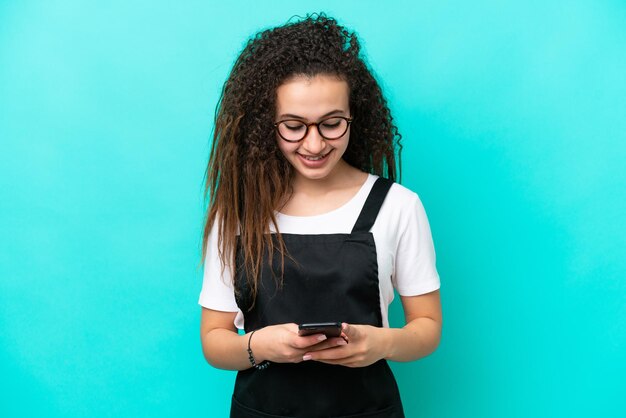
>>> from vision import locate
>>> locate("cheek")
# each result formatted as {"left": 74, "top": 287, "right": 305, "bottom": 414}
{"left": 339, "top": 132, "right": 350, "bottom": 150}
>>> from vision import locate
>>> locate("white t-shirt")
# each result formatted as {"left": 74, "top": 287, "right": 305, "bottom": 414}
{"left": 198, "top": 174, "right": 440, "bottom": 329}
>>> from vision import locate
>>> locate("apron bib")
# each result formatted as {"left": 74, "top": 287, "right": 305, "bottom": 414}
{"left": 232, "top": 178, "right": 404, "bottom": 417}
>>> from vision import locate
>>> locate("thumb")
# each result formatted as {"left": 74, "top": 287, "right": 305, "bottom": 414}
{"left": 342, "top": 322, "right": 356, "bottom": 339}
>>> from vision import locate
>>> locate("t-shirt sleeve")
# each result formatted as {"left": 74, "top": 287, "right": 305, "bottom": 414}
{"left": 393, "top": 193, "right": 441, "bottom": 296}
{"left": 197, "top": 221, "right": 239, "bottom": 312}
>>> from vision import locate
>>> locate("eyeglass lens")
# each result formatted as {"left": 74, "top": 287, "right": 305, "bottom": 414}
{"left": 277, "top": 117, "right": 349, "bottom": 141}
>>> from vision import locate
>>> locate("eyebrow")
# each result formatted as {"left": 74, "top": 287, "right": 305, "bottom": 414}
{"left": 278, "top": 109, "right": 346, "bottom": 120}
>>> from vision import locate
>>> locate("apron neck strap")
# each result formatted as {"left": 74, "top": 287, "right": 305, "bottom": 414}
{"left": 351, "top": 177, "right": 393, "bottom": 234}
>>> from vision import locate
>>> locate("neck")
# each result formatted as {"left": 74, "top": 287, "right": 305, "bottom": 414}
{"left": 291, "top": 159, "right": 361, "bottom": 196}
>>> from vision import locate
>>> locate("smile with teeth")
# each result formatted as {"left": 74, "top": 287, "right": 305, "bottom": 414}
{"left": 299, "top": 151, "right": 331, "bottom": 161}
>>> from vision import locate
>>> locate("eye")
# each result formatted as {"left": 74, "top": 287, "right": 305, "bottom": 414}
{"left": 284, "top": 122, "right": 305, "bottom": 131}
{"left": 321, "top": 118, "right": 343, "bottom": 128}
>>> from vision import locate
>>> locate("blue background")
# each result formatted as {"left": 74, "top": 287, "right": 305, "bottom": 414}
{"left": 1, "top": 1, "right": 625, "bottom": 417}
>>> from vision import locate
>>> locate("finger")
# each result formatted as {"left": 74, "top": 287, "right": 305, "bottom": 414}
{"left": 313, "top": 356, "right": 361, "bottom": 367}
{"left": 307, "top": 337, "right": 348, "bottom": 351}
{"left": 342, "top": 322, "right": 355, "bottom": 339}
{"left": 292, "top": 333, "right": 328, "bottom": 349}
{"left": 314, "top": 358, "right": 346, "bottom": 366}
{"left": 303, "top": 346, "right": 349, "bottom": 361}
{"left": 285, "top": 323, "right": 300, "bottom": 333}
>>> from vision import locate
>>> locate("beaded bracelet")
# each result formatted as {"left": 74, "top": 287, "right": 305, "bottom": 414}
{"left": 247, "top": 330, "right": 270, "bottom": 370}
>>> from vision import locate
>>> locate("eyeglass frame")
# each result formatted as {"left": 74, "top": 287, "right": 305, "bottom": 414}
{"left": 273, "top": 116, "right": 353, "bottom": 143}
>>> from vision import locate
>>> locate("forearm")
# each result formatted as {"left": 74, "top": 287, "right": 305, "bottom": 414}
{"left": 381, "top": 317, "right": 441, "bottom": 362}
{"left": 201, "top": 328, "right": 252, "bottom": 371}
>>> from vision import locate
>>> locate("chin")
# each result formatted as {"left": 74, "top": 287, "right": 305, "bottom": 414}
{"left": 294, "top": 169, "right": 332, "bottom": 181}
{"left": 294, "top": 164, "right": 342, "bottom": 182}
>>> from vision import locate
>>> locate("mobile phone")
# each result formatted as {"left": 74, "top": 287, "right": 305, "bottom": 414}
{"left": 298, "top": 322, "right": 343, "bottom": 338}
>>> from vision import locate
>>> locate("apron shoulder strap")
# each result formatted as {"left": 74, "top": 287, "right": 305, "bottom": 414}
{"left": 351, "top": 177, "right": 394, "bottom": 234}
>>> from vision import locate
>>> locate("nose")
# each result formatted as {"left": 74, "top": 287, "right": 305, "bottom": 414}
{"left": 301, "top": 126, "right": 326, "bottom": 155}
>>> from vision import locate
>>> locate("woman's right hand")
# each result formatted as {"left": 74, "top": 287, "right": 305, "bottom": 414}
{"left": 250, "top": 323, "right": 341, "bottom": 364}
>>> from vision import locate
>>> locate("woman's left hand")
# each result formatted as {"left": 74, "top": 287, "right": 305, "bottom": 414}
{"left": 303, "top": 323, "right": 388, "bottom": 368}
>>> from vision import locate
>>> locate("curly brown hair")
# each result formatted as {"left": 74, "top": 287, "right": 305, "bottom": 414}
{"left": 202, "top": 13, "right": 402, "bottom": 302}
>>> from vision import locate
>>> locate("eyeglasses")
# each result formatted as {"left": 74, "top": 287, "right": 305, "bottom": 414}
{"left": 274, "top": 116, "right": 353, "bottom": 143}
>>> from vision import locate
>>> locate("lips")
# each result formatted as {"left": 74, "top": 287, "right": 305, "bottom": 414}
{"left": 300, "top": 152, "right": 329, "bottom": 161}
{"left": 296, "top": 150, "right": 333, "bottom": 167}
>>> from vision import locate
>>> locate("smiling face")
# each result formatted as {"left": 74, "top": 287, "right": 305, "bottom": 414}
{"left": 275, "top": 74, "right": 351, "bottom": 184}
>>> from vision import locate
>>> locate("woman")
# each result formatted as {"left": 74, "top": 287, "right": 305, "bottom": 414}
{"left": 199, "top": 14, "right": 442, "bottom": 417}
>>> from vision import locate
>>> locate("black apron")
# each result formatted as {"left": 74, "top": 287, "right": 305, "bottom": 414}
{"left": 232, "top": 177, "right": 404, "bottom": 417}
